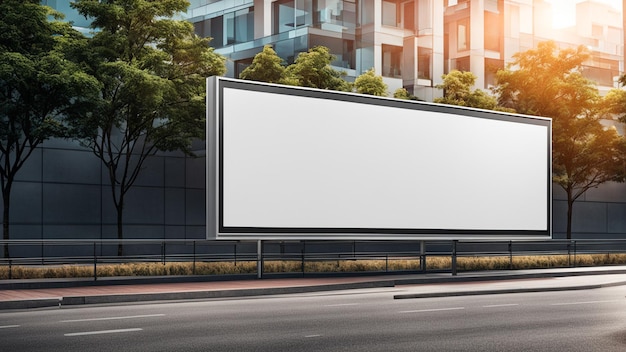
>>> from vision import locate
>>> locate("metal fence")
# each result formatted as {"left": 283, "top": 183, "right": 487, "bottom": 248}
{"left": 1, "top": 239, "right": 626, "bottom": 280}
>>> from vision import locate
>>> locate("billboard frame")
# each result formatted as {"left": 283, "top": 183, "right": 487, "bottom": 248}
{"left": 206, "top": 77, "right": 552, "bottom": 241}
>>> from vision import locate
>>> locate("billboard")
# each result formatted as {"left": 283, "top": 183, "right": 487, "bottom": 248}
{"left": 206, "top": 77, "right": 552, "bottom": 240}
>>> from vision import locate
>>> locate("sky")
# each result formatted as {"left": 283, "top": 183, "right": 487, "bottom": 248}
{"left": 546, "top": 0, "right": 622, "bottom": 28}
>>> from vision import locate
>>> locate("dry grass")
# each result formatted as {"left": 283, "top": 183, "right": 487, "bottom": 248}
{"left": 1, "top": 254, "right": 625, "bottom": 280}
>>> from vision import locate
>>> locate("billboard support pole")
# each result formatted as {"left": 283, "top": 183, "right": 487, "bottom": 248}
{"left": 420, "top": 241, "right": 426, "bottom": 272}
{"left": 257, "top": 240, "right": 264, "bottom": 279}
{"left": 451, "top": 240, "right": 458, "bottom": 276}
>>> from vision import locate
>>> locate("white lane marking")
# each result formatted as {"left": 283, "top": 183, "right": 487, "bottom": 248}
{"left": 551, "top": 300, "right": 622, "bottom": 306}
{"left": 305, "top": 335, "right": 322, "bottom": 338}
{"left": 0, "top": 325, "right": 20, "bottom": 329}
{"left": 60, "top": 314, "right": 165, "bottom": 323}
{"left": 483, "top": 304, "right": 520, "bottom": 308}
{"left": 399, "top": 307, "right": 465, "bottom": 314}
{"left": 324, "top": 303, "right": 359, "bottom": 307}
{"left": 64, "top": 328, "right": 143, "bottom": 337}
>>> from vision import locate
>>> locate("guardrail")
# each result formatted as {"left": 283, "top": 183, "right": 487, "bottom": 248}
{"left": 1, "top": 239, "right": 626, "bottom": 280}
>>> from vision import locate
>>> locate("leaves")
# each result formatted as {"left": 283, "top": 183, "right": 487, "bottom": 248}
{"left": 354, "top": 68, "right": 388, "bottom": 96}
{"left": 67, "top": 0, "right": 226, "bottom": 248}
{"left": 239, "top": 45, "right": 287, "bottom": 84}
{"left": 285, "top": 46, "right": 351, "bottom": 91}
{"left": 494, "top": 40, "right": 626, "bottom": 238}
{"left": 434, "top": 70, "right": 500, "bottom": 110}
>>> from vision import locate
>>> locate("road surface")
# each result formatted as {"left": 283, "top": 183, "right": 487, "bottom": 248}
{"left": 2, "top": 279, "right": 626, "bottom": 351}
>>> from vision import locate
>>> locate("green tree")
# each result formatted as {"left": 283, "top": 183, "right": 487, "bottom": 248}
{"left": 354, "top": 68, "right": 388, "bottom": 96}
{"left": 494, "top": 41, "right": 625, "bottom": 239}
{"left": 240, "top": 45, "right": 289, "bottom": 84}
{"left": 434, "top": 70, "right": 500, "bottom": 110}
{"left": 393, "top": 87, "right": 421, "bottom": 101}
{"left": 71, "top": 0, "right": 226, "bottom": 255}
{"left": 0, "top": 0, "right": 100, "bottom": 258}
{"left": 285, "top": 46, "right": 351, "bottom": 91}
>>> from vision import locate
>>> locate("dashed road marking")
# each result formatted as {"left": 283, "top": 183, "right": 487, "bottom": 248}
{"left": 0, "top": 325, "right": 20, "bottom": 329}
{"left": 324, "top": 303, "right": 359, "bottom": 307}
{"left": 483, "top": 304, "right": 519, "bottom": 308}
{"left": 60, "top": 314, "right": 165, "bottom": 323}
{"left": 551, "top": 300, "right": 622, "bottom": 306}
{"left": 65, "top": 328, "right": 143, "bottom": 337}
{"left": 399, "top": 307, "right": 465, "bottom": 314}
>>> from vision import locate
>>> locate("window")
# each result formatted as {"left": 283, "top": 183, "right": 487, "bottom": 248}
{"left": 484, "top": 11, "right": 500, "bottom": 52}
{"left": 194, "top": 7, "right": 253, "bottom": 47}
{"left": 194, "top": 16, "right": 224, "bottom": 47}
{"left": 314, "top": 0, "right": 356, "bottom": 29}
{"left": 418, "top": 47, "right": 432, "bottom": 80}
{"left": 273, "top": 0, "right": 312, "bottom": 34}
{"left": 382, "top": 44, "right": 402, "bottom": 78}
{"left": 382, "top": 1, "right": 399, "bottom": 27}
{"left": 457, "top": 19, "right": 469, "bottom": 51}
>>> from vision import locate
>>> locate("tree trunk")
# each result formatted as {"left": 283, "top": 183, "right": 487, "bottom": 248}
{"left": 3, "top": 185, "right": 10, "bottom": 259}
{"left": 116, "top": 203, "right": 124, "bottom": 257}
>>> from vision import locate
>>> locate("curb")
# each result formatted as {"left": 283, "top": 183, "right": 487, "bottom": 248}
{"left": 0, "top": 280, "right": 395, "bottom": 310}
{"left": 393, "top": 281, "right": 626, "bottom": 299}
{"left": 3, "top": 268, "right": 626, "bottom": 310}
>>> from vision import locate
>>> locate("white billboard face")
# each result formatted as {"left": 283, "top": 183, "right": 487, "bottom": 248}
{"left": 207, "top": 77, "right": 552, "bottom": 240}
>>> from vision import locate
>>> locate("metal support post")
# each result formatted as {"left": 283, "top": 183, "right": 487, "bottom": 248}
{"left": 420, "top": 241, "right": 426, "bottom": 272}
{"left": 257, "top": 240, "right": 263, "bottom": 279}
{"left": 508, "top": 241, "right": 513, "bottom": 270}
{"left": 192, "top": 241, "right": 196, "bottom": 275}
{"left": 451, "top": 240, "right": 458, "bottom": 276}
{"left": 93, "top": 242, "right": 97, "bottom": 281}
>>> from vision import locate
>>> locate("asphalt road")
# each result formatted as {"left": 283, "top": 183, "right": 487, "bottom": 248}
{"left": 2, "top": 282, "right": 626, "bottom": 351}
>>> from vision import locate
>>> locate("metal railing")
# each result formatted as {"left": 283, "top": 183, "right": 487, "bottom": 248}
{"left": 1, "top": 239, "right": 626, "bottom": 280}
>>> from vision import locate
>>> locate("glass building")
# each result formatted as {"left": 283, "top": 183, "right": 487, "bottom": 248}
{"left": 184, "top": 0, "right": 622, "bottom": 100}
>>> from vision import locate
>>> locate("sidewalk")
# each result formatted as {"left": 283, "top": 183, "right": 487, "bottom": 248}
{"left": 2, "top": 266, "right": 626, "bottom": 310}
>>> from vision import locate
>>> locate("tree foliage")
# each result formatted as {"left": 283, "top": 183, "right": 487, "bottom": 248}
{"left": 434, "top": 70, "right": 502, "bottom": 110}
{"left": 0, "top": 0, "right": 100, "bottom": 258}
{"left": 354, "top": 68, "right": 388, "bottom": 96}
{"left": 494, "top": 41, "right": 625, "bottom": 239}
{"left": 239, "top": 45, "right": 289, "bottom": 84}
{"left": 285, "top": 46, "right": 351, "bottom": 91}
{"left": 71, "top": 0, "right": 226, "bottom": 255}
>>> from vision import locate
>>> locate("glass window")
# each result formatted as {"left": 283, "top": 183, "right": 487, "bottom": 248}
{"left": 310, "top": 35, "right": 355, "bottom": 69}
{"left": 220, "top": 7, "right": 255, "bottom": 46}
{"left": 225, "top": 12, "right": 235, "bottom": 45}
{"left": 457, "top": 19, "right": 469, "bottom": 51}
{"left": 484, "top": 58, "right": 503, "bottom": 87}
{"left": 234, "top": 8, "right": 254, "bottom": 43}
{"left": 273, "top": 0, "right": 312, "bottom": 34}
{"left": 382, "top": 44, "right": 402, "bottom": 78}
{"left": 484, "top": 11, "right": 500, "bottom": 52}
{"left": 418, "top": 47, "right": 431, "bottom": 80}
{"left": 360, "top": 0, "right": 375, "bottom": 25}
{"left": 382, "top": 1, "right": 398, "bottom": 27}
{"left": 193, "top": 16, "right": 224, "bottom": 48}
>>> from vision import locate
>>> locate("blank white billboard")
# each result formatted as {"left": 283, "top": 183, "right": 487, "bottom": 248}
{"left": 207, "top": 77, "right": 552, "bottom": 240}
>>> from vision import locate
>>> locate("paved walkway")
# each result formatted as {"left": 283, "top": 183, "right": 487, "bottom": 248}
{"left": 2, "top": 266, "right": 626, "bottom": 310}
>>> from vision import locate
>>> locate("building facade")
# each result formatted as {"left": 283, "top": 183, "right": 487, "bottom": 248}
{"left": 4, "top": 0, "right": 624, "bottom": 259}
{"left": 185, "top": 0, "right": 623, "bottom": 98}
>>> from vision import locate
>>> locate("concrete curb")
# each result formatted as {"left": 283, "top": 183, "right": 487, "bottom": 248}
{"left": 0, "top": 280, "right": 395, "bottom": 310}
{"left": 393, "top": 281, "right": 626, "bottom": 299}
{"left": 59, "top": 280, "right": 396, "bottom": 306}
{"left": 0, "top": 298, "right": 61, "bottom": 310}
{"left": 3, "top": 268, "right": 626, "bottom": 310}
